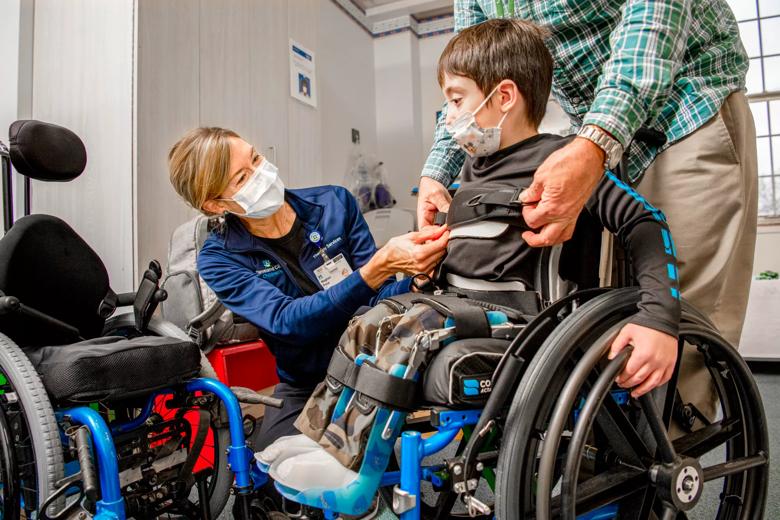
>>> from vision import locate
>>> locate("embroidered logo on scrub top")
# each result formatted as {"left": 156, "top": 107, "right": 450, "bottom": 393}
{"left": 256, "top": 259, "right": 282, "bottom": 279}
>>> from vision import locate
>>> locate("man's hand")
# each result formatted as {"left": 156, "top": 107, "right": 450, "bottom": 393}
{"left": 417, "top": 177, "right": 452, "bottom": 229}
{"left": 519, "top": 137, "right": 606, "bottom": 247}
{"left": 609, "top": 323, "right": 678, "bottom": 398}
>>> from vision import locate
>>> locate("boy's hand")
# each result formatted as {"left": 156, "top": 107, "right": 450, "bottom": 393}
{"left": 609, "top": 323, "right": 678, "bottom": 398}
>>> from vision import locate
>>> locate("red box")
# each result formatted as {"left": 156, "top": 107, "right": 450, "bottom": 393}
{"left": 206, "top": 340, "right": 279, "bottom": 391}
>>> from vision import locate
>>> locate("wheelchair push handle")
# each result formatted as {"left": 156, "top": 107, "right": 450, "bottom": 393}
{"left": 230, "top": 386, "right": 284, "bottom": 409}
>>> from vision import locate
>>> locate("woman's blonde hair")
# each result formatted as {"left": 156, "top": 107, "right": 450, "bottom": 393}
{"left": 168, "top": 127, "right": 241, "bottom": 214}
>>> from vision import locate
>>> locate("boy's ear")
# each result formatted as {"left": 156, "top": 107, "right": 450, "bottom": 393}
{"left": 498, "top": 79, "right": 528, "bottom": 118}
{"left": 496, "top": 79, "right": 523, "bottom": 114}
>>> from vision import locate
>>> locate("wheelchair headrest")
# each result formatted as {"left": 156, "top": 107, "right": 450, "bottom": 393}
{"left": 9, "top": 120, "right": 87, "bottom": 182}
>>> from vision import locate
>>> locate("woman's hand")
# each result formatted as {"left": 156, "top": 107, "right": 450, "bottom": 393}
{"left": 359, "top": 225, "right": 450, "bottom": 289}
{"left": 609, "top": 323, "right": 678, "bottom": 398}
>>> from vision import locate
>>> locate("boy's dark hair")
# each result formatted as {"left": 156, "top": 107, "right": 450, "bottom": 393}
{"left": 438, "top": 18, "right": 552, "bottom": 127}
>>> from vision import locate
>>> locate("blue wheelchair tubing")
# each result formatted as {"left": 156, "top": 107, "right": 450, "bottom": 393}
{"left": 61, "top": 377, "right": 250, "bottom": 520}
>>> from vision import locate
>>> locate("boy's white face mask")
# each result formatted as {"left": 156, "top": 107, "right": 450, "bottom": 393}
{"left": 221, "top": 159, "right": 285, "bottom": 219}
{"left": 446, "top": 84, "right": 508, "bottom": 158}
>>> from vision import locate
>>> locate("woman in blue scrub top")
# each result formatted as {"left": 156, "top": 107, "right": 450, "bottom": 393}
{"left": 168, "top": 127, "right": 449, "bottom": 452}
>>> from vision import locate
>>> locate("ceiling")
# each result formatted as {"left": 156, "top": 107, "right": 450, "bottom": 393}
{"left": 350, "top": 0, "right": 453, "bottom": 22}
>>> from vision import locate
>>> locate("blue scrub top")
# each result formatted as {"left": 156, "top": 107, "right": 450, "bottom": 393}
{"left": 198, "top": 185, "right": 412, "bottom": 386}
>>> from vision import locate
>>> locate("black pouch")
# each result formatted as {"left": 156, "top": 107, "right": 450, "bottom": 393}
{"left": 422, "top": 338, "right": 510, "bottom": 407}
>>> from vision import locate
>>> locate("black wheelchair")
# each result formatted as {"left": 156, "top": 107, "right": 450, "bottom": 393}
{"left": 0, "top": 120, "right": 283, "bottom": 520}
{"left": 254, "top": 202, "right": 770, "bottom": 517}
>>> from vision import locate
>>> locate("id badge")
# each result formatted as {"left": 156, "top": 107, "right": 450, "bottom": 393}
{"left": 314, "top": 253, "right": 353, "bottom": 289}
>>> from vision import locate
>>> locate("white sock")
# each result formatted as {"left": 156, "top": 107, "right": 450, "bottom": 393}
{"left": 255, "top": 434, "right": 320, "bottom": 468}
{"left": 270, "top": 448, "right": 358, "bottom": 491}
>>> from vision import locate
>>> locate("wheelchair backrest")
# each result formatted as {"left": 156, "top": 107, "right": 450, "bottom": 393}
{"left": 0, "top": 214, "right": 111, "bottom": 346}
{"left": 0, "top": 120, "right": 106, "bottom": 346}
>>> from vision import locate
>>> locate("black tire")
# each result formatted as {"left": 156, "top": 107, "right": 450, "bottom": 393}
{"left": 495, "top": 288, "right": 769, "bottom": 519}
{"left": 0, "top": 332, "right": 64, "bottom": 517}
{"left": 103, "top": 315, "right": 232, "bottom": 518}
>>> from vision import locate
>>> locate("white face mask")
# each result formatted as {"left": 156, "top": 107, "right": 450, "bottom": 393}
{"left": 221, "top": 159, "right": 285, "bottom": 219}
{"left": 446, "top": 84, "right": 508, "bottom": 157}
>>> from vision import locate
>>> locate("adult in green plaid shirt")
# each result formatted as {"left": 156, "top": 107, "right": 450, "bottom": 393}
{"left": 419, "top": 0, "right": 757, "bottom": 421}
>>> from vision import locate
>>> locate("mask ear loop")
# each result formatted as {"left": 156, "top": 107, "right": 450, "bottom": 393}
{"left": 496, "top": 110, "right": 509, "bottom": 129}
{"left": 472, "top": 83, "right": 502, "bottom": 116}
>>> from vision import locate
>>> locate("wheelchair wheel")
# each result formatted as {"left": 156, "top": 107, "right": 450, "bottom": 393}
{"left": 495, "top": 288, "right": 769, "bottom": 519}
{"left": 103, "top": 315, "right": 232, "bottom": 518}
{"left": 0, "top": 333, "right": 64, "bottom": 518}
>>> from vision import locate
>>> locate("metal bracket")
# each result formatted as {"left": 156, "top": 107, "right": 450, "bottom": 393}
{"left": 463, "top": 494, "right": 492, "bottom": 517}
{"left": 392, "top": 486, "right": 417, "bottom": 515}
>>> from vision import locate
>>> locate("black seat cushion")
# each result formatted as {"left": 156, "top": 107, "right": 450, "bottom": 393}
{"left": 0, "top": 214, "right": 110, "bottom": 346}
{"left": 422, "top": 338, "right": 510, "bottom": 407}
{"left": 24, "top": 336, "right": 201, "bottom": 403}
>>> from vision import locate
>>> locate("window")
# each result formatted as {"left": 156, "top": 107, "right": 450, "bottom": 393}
{"left": 731, "top": 0, "right": 780, "bottom": 218}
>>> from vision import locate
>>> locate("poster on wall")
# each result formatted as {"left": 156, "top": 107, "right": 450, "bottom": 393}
{"left": 289, "top": 39, "right": 317, "bottom": 108}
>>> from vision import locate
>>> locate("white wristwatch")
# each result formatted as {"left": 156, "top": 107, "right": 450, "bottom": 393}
{"left": 577, "top": 125, "right": 624, "bottom": 170}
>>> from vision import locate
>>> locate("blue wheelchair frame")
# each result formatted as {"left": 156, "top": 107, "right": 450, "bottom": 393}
{"left": 55, "top": 378, "right": 252, "bottom": 520}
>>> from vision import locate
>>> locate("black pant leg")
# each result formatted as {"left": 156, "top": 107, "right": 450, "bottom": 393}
{"left": 250, "top": 382, "right": 315, "bottom": 451}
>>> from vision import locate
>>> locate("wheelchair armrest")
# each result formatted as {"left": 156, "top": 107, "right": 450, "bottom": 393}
{"left": 0, "top": 295, "right": 84, "bottom": 341}
{"left": 115, "top": 291, "right": 136, "bottom": 307}
{"left": 187, "top": 300, "right": 227, "bottom": 334}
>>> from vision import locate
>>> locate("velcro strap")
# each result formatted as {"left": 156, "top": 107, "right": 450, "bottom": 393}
{"left": 446, "top": 188, "right": 531, "bottom": 231}
{"left": 353, "top": 362, "right": 418, "bottom": 411}
{"left": 433, "top": 212, "right": 448, "bottom": 226}
{"left": 466, "top": 188, "right": 522, "bottom": 208}
{"left": 326, "top": 347, "right": 358, "bottom": 388}
{"left": 411, "top": 295, "right": 491, "bottom": 339}
{"left": 381, "top": 292, "right": 419, "bottom": 313}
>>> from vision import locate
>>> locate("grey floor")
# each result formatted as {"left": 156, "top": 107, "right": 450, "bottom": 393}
{"left": 220, "top": 368, "right": 780, "bottom": 519}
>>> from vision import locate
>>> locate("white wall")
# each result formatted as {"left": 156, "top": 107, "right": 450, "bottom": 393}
{"left": 0, "top": 0, "right": 22, "bottom": 137}
{"left": 31, "top": 0, "right": 136, "bottom": 292}
{"left": 418, "top": 34, "right": 450, "bottom": 163}
{"left": 754, "top": 225, "right": 780, "bottom": 274}
{"left": 0, "top": 0, "right": 33, "bottom": 234}
{"left": 318, "top": 0, "right": 378, "bottom": 186}
{"left": 374, "top": 32, "right": 423, "bottom": 211}
{"left": 136, "top": 0, "right": 379, "bottom": 275}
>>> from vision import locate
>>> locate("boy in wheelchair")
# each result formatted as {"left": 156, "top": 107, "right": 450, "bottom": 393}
{"left": 257, "top": 17, "right": 682, "bottom": 509}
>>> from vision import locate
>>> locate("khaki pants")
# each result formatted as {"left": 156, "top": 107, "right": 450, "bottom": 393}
{"left": 636, "top": 91, "right": 758, "bottom": 420}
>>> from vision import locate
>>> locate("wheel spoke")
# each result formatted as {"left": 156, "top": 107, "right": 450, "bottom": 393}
{"left": 659, "top": 502, "right": 678, "bottom": 520}
{"left": 550, "top": 466, "right": 647, "bottom": 516}
{"left": 639, "top": 395, "right": 676, "bottom": 463}
{"left": 594, "top": 393, "right": 651, "bottom": 464}
{"left": 702, "top": 453, "right": 768, "bottom": 482}
{"left": 672, "top": 417, "right": 741, "bottom": 458}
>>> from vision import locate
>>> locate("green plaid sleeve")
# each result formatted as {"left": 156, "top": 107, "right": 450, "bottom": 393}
{"left": 421, "top": 103, "right": 466, "bottom": 186}
{"left": 454, "top": 0, "right": 488, "bottom": 32}
{"left": 582, "top": 0, "right": 691, "bottom": 146}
